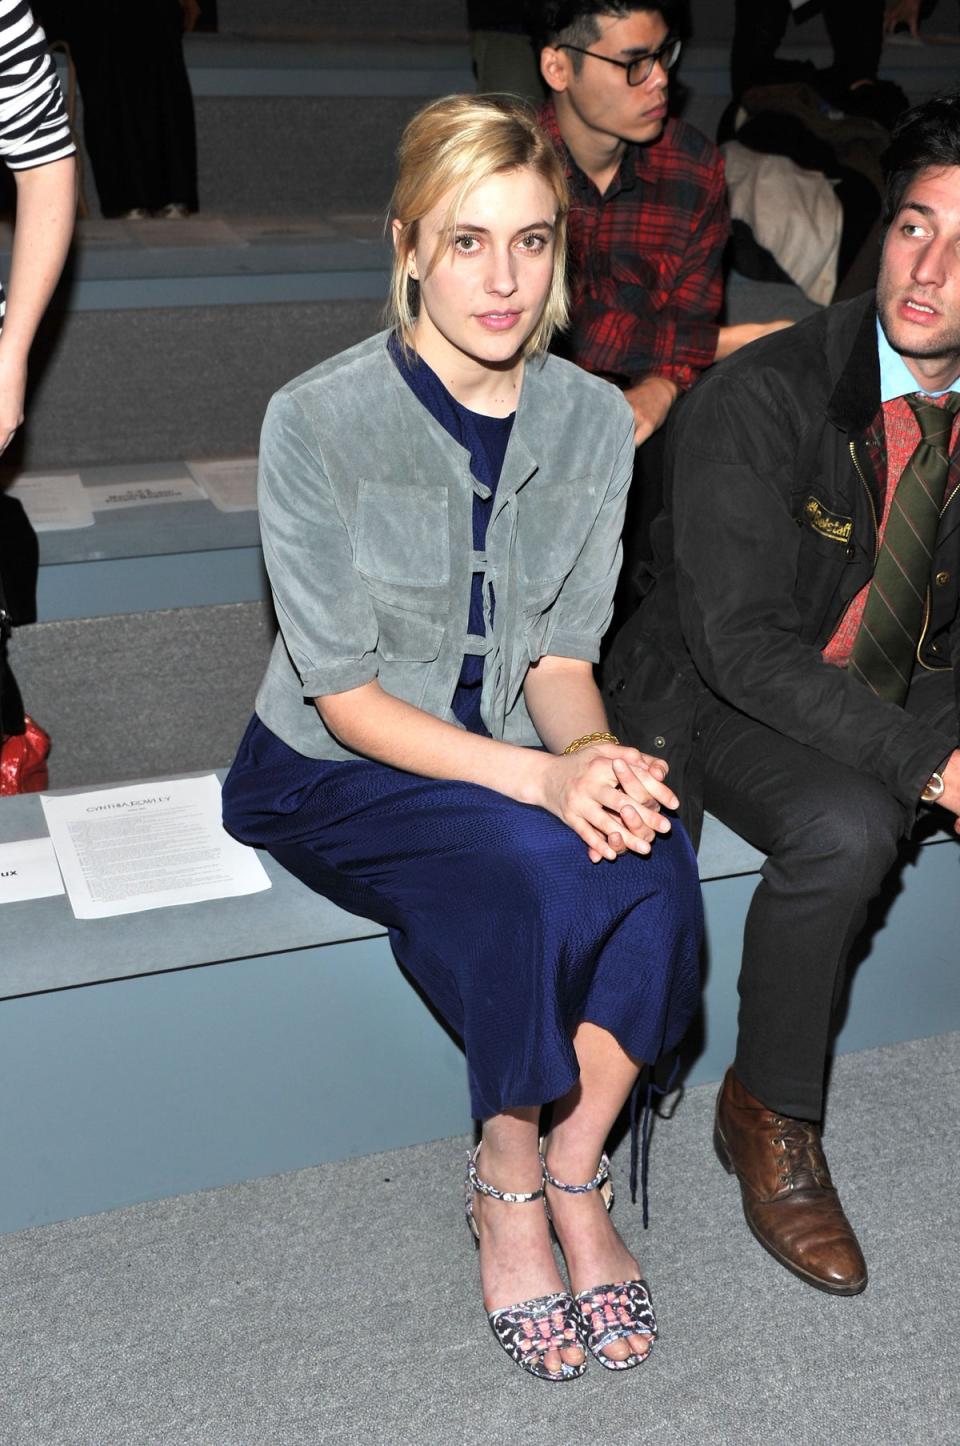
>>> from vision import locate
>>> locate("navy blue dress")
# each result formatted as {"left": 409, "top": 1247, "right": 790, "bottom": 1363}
{"left": 223, "top": 345, "right": 702, "bottom": 1122}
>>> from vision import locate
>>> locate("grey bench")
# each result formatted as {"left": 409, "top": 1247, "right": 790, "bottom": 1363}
{"left": 1, "top": 771, "right": 956, "bottom": 1235}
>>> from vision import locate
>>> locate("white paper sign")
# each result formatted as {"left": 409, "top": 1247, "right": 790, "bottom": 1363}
{"left": 6, "top": 473, "right": 94, "bottom": 531}
{"left": 187, "top": 458, "right": 258, "bottom": 512}
{"left": 85, "top": 477, "right": 204, "bottom": 511}
{"left": 41, "top": 774, "right": 271, "bottom": 920}
{"left": 0, "top": 837, "right": 65, "bottom": 904}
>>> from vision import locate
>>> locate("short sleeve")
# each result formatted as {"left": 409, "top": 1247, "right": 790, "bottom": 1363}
{"left": 0, "top": 8, "right": 76, "bottom": 170}
{"left": 543, "top": 398, "right": 635, "bottom": 663}
{"left": 258, "top": 390, "right": 380, "bottom": 698}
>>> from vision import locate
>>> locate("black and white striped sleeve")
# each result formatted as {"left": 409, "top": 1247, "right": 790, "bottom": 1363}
{"left": 0, "top": 0, "right": 74, "bottom": 170}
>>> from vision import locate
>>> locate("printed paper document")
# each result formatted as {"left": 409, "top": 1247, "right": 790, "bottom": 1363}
{"left": 187, "top": 457, "right": 258, "bottom": 512}
{"left": 6, "top": 473, "right": 94, "bottom": 531}
{"left": 41, "top": 774, "right": 270, "bottom": 920}
{"left": 85, "top": 476, "right": 204, "bottom": 511}
{"left": 0, "top": 837, "right": 65, "bottom": 904}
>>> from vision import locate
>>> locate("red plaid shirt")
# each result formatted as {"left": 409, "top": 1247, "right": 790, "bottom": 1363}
{"left": 539, "top": 99, "right": 729, "bottom": 390}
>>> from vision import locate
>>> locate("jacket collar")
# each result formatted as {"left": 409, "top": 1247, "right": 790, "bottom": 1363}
{"left": 381, "top": 331, "right": 539, "bottom": 498}
{"left": 537, "top": 98, "right": 640, "bottom": 198}
{"left": 825, "top": 292, "right": 881, "bottom": 435}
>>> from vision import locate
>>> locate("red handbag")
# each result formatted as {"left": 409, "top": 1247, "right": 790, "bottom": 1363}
{"left": 1, "top": 560, "right": 50, "bottom": 794}
{"left": 0, "top": 713, "right": 50, "bottom": 794}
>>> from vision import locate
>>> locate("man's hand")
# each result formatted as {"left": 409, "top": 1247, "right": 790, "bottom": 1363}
{"left": 714, "top": 319, "right": 793, "bottom": 363}
{"left": 933, "top": 749, "right": 960, "bottom": 834}
{"left": 623, "top": 375, "right": 678, "bottom": 447}
{"left": 884, "top": 0, "right": 922, "bottom": 36}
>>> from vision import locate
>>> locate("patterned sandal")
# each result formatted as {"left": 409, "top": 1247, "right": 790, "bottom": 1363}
{"left": 465, "top": 1146, "right": 586, "bottom": 1382}
{"left": 541, "top": 1151, "right": 657, "bottom": 1372}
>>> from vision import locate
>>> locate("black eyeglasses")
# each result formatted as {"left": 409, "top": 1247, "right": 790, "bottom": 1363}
{"left": 557, "top": 36, "right": 682, "bottom": 86}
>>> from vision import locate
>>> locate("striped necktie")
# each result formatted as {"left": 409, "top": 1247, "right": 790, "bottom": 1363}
{"left": 848, "top": 391, "right": 960, "bottom": 705}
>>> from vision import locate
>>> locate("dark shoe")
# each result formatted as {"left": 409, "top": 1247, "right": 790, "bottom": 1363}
{"left": 714, "top": 1068, "right": 867, "bottom": 1296}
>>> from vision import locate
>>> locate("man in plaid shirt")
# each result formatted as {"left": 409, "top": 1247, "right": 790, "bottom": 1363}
{"left": 535, "top": 1, "right": 788, "bottom": 580}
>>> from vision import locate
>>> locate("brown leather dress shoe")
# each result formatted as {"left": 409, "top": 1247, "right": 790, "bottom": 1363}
{"left": 714, "top": 1068, "right": 867, "bottom": 1295}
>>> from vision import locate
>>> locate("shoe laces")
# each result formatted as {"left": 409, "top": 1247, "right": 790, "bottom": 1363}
{"left": 771, "top": 1116, "right": 830, "bottom": 1189}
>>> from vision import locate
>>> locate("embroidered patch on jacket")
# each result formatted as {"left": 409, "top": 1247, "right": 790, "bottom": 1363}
{"left": 803, "top": 496, "right": 853, "bottom": 544}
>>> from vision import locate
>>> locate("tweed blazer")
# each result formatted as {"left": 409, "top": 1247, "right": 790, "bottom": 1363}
{"left": 254, "top": 330, "right": 635, "bottom": 760}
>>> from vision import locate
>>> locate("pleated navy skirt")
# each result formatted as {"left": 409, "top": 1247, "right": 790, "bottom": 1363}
{"left": 222, "top": 714, "right": 703, "bottom": 1121}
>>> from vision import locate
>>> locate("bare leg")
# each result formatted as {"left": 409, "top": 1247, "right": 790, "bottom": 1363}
{"left": 544, "top": 1022, "right": 650, "bottom": 1363}
{"left": 472, "top": 1106, "right": 585, "bottom": 1375}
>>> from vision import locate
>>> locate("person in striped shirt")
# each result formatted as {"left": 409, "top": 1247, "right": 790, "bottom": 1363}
{"left": 0, "top": 0, "right": 76, "bottom": 773}
{"left": 0, "top": 0, "right": 75, "bottom": 452}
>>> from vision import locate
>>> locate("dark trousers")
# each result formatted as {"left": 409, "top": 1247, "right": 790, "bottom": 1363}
{"left": 36, "top": 0, "right": 198, "bottom": 215}
{"left": 684, "top": 668, "right": 954, "bottom": 1120}
{"left": 731, "top": 0, "right": 884, "bottom": 99}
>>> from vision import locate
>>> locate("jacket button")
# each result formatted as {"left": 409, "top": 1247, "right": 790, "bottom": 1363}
{"left": 930, "top": 641, "right": 942, "bottom": 654}
{"left": 615, "top": 678, "right": 626, "bottom": 692}
{"left": 845, "top": 543, "right": 856, "bottom": 561}
{"left": 654, "top": 735, "right": 666, "bottom": 748}
{"left": 935, "top": 570, "right": 950, "bottom": 586}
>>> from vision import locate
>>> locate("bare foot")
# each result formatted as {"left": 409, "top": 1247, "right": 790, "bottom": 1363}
{"left": 543, "top": 1151, "right": 654, "bottom": 1364}
{"left": 471, "top": 1186, "right": 585, "bottom": 1376}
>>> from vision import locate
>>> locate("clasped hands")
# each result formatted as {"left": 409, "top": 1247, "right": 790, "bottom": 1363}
{"left": 539, "top": 742, "right": 676, "bottom": 864}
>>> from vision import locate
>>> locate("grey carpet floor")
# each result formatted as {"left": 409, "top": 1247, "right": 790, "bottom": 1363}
{"left": 4, "top": 1033, "right": 959, "bottom": 1446}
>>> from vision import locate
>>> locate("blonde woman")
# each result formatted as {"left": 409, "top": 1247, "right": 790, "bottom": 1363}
{"left": 223, "top": 95, "right": 701, "bottom": 1382}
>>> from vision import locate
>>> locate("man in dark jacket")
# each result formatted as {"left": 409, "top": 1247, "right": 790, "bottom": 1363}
{"left": 605, "top": 89, "right": 960, "bottom": 1296}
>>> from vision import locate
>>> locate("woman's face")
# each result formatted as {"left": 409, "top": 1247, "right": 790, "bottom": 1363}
{"left": 401, "top": 165, "right": 558, "bottom": 374}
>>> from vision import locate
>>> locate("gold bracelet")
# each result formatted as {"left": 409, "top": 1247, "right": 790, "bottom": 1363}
{"left": 562, "top": 731, "right": 620, "bottom": 756}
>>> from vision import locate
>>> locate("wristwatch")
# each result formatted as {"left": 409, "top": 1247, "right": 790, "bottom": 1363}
{"left": 920, "top": 770, "right": 946, "bottom": 804}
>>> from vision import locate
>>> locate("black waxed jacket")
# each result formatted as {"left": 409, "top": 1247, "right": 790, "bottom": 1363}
{"left": 603, "top": 290, "right": 960, "bottom": 844}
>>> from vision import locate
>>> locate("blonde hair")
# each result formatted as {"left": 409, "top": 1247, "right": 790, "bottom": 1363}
{"left": 387, "top": 94, "right": 570, "bottom": 357}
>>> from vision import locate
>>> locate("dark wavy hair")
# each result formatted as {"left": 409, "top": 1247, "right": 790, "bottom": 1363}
{"left": 531, "top": 1, "right": 688, "bottom": 57}
{"left": 882, "top": 88, "right": 960, "bottom": 226}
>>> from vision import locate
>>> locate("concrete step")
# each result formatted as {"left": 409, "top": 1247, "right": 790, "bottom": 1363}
{"left": 190, "top": 32, "right": 956, "bottom": 211}
{"left": 4, "top": 202, "right": 818, "bottom": 471}
{"left": 0, "top": 214, "right": 384, "bottom": 468}
{"left": 6, "top": 603, "right": 273, "bottom": 790}
{"left": 64, "top": 35, "right": 473, "bottom": 220}
{"left": 60, "top": 30, "right": 957, "bottom": 220}
{"left": 15, "top": 297, "right": 381, "bottom": 471}
{"left": 6, "top": 455, "right": 264, "bottom": 623}
{"left": 217, "top": 0, "right": 468, "bottom": 41}
{"left": 18, "top": 18, "right": 951, "bottom": 467}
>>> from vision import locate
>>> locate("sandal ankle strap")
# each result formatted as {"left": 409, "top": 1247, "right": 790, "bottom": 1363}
{"left": 540, "top": 1151, "right": 611, "bottom": 1195}
{"left": 466, "top": 1151, "right": 545, "bottom": 1204}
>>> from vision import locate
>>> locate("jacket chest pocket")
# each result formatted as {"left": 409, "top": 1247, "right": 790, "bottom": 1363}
{"left": 793, "top": 499, "right": 865, "bottom": 641}
{"left": 354, "top": 481, "right": 450, "bottom": 588}
{"left": 516, "top": 478, "right": 597, "bottom": 587}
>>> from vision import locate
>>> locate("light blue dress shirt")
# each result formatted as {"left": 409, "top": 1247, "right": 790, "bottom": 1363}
{"left": 877, "top": 317, "right": 960, "bottom": 402}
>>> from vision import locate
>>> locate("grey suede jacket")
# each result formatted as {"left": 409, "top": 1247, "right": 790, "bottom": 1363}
{"left": 254, "top": 330, "right": 635, "bottom": 759}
